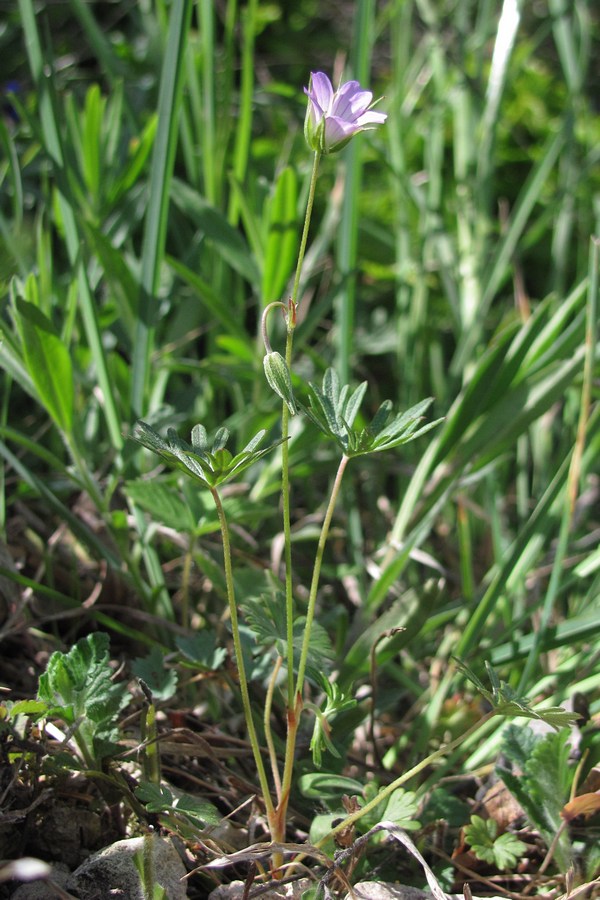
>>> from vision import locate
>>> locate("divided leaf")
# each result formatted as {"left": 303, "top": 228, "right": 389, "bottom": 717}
{"left": 301, "top": 368, "right": 441, "bottom": 457}
{"left": 497, "top": 726, "right": 575, "bottom": 872}
{"left": 464, "top": 815, "right": 526, "bottom": 870}
{"left": 11, "top": 633, "right": 129, "bottom": 762}
{"left": 455, "top": 659, "right": 580, "bottom": 728}
{"left": 130, "top": 420, "right": 283, "bottom": 488}
{"left": 241, "top": 589, "right": 334, "bottom": 683}
{"left": 131, "top": 646, "right": 178, "bottom": 701}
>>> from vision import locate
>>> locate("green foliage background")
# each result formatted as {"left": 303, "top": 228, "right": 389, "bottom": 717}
{"left": 0, "top": 0, "right": 599, "bottom": 881}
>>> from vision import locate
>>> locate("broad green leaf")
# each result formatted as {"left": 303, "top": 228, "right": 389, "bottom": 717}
{"left": 132, "top": 646, "right": 178, "bottom": 701}
{"left": 37, "top": 633, "right": 128, "bottom": 760}
{"left": 361, "top": 784, "right": 420, "bottom": 832}
{"left": 176, "top": 632, "right": 226, "bottom": 671}
{"left": 298, "top": 772, "right": 364, "bottom": 800}
{"left": 174, "top": 793, "right": 221, "bottom": 826}
{"left": 135, "top": 782, "right": 174, "bottom": 812}
{"left": 262, "top": 166, "right": 298, "bottom": 304}
{"left": 125, "top": 480, "right": 197, "bottom": 533}
{"left": 464, "top": 815, "right": 527, "bottom": 870}
{"left": 15, "top": 298, "right": 73, "bottom": 434}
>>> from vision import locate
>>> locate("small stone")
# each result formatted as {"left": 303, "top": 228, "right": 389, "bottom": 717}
{"left": 67, "top": 834, "right": 188, "bottom": 899}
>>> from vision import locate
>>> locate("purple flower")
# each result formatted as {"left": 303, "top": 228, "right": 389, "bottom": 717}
{"left": 304, "top": 72, "right": 387, "bottom": 154}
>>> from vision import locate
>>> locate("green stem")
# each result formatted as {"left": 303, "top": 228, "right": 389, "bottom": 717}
{"left": 281, "top": 148, "right": 321, "bottom": 710}
{"left": 267, "top": 149, "right": 323, "bottom": 850}
{"left": 291, "top": 150, "right": 321, "bottom": 310}
{"left": 210, "top": 486, "right": 275, "bottom": 824}
{"left": 316, "top": 708, "right": 498, "bottom": 848}
{"left": 264, "top": 655, "right": 283, "bottom": 802}
{"left": 295, "top": 453, "right": 350, "bottom": 696}
{"left": 273, "top": 454, "right": 350, "bottom": 843}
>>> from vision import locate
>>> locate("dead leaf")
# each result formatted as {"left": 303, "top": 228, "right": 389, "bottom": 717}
{"left": 561, "top": 792, "right": 600, "bottom": 822}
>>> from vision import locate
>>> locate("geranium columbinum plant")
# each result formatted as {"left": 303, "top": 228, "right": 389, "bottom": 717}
{"left": 133, "top": 70, "right": 442, "bottom": 876}
{"left": 304, "top": 71, "right": 387, "bottom": 153}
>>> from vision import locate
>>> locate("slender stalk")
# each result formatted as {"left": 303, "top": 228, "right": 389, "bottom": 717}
{"left": 263, "top": 150, "right": 323, "bottom": 852}
{"left": 295, "top": 454, "right": 350, "bottom": 696}
{"left": 281, "top": 149, "right": 321, "bottom": 709}
{"left": 264, "top": 655, "right": 283, "bottom": 802}
{"left": 209, "top": 486, "right": 275, "bottom": 825}
{"left": 316, "top": 709, "right": 498, "bottom": 848}
{"left": 272, "top": 454, "right": 350, "bottom": 844}
{"left": 180, "top": 535, "right": 194, "bottom": 630}
{"left": 290, "top": 150, "right": 321, "bottom": 312}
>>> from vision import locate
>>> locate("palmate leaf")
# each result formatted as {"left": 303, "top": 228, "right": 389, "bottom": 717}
{"left": 464, "top": 815, "right": 527, "bottom": 870}
{"left": 301, "top": 368, "right": 442, "bottom": 457}
{"left": 455, "top": 659, "right": 579, "bottom": 729}
{"left": 241, "top": 590, "right": 334, "bottom": 682}
{"left": 497, "top": 726, "right": 574, "bottom": 872}
{"left": 307, "top": 672, "right": 357, "bottom": 766}
{"left": 11, "top": 633, "right": 129, "bottom": 762}
{"left": 130, "top": 420, "right": 283, "bottom": 488}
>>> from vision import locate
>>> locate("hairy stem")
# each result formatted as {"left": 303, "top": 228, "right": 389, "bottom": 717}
{"left": 281, "top": 148, "right": 321, "bottom": 710}
{"left": 268, "top": 150, "right": 322, "bottom": 852}
{"left": 265, "top": 655, "right": 283, "bottom": 802}
{"left": 210, "top": 486, "right": 275, "bottom": 825}
{"left": 295, "top": 453, "right": 350, "bottom": 696}
{"left": 274, "top": 454, "right": 350, "bottom": 843}
{"left": 316, "top": 709, "right": 497, "bottom": 847}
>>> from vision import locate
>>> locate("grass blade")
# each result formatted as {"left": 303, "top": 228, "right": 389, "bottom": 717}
{"left": 131, "top": 0, "right": 193, "bottom": 417}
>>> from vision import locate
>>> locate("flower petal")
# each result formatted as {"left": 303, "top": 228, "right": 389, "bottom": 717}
{"left": 304, "top": 72, "right": 387, "bottom": 153}
{"left": 324, "top": 115, "right": 360, "bottom": 148}
{"left": 308, "top": 71, "right": 334, "bottom": 115}
{"left": 330, "top": 80, "right": 364, "bottom": 121}
{"left": 356, "top": 109, "right": 387, "bottom": 127}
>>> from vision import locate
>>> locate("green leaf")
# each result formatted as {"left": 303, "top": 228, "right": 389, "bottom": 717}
{"left": 15, "top": 297, "right": 74, "bottom": 434}
{"left": 174, "top": 793, "right": 221, "bottom": 826}
{"left": 455, "top": 659, "right": 580, "bottom": 729}
{"left": 81, "top": 83, "right": 104, "bottom": 198}
{"left": 525, "top": 729, "right": 572, "bottom": 835}
{"left": 298, "top": 772, "right": 364, "bottom": 800}
{"left": 464, "top": 815, "right": 526, "bottom": 870}
{"left": 135, "top": 782, "right": 220, "bottom": 827}
{"left": 131, "top": 0, "right": 194, "bottom": 415}
{"left": 498, "top": 727, "right": 574, "bottom": 872}
{"left": 135, "top": 782, "right": 174, "bottom": 812}
{"left": 175, "top": 632, "right": 226, "bottom": 671}
{"left": 131, "top": 646, "right": 178, "bottom": 701}
{"left": 263, "top": 351, "right": 297, "bottom": 414}
{"left": 359, "top": 784, "right": 421, "bottom": 834}
{"left": 170, "top": 178, "right": 260, "bottom": 285}
{"left": 241, "top": 588, "right": 334, "bottom": 681}
{"left": 9, "top": 699, "right": 49, "bottom": 719}
{"left": 308, "top": 674, "right": 357, "bottom": 766}
{"left": 501, "top": 723, "right": 538, "bottom": 771}
{"left": 383, "top": 788, "right": 421, "bottom": 831}
{"left": 130, "top": 421, "right": 282, "bottom": 488}
{"left": 37, "top": 633, "right": 128, "bottom": 760}
{"left": 301, "top": 368, "right": 441, "bottom": 457}
{"left": 124, "top": 480, "right": 197, "bottom": 533}
{"left": 262, "top": 166, "right": 298, "bottom": 304}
